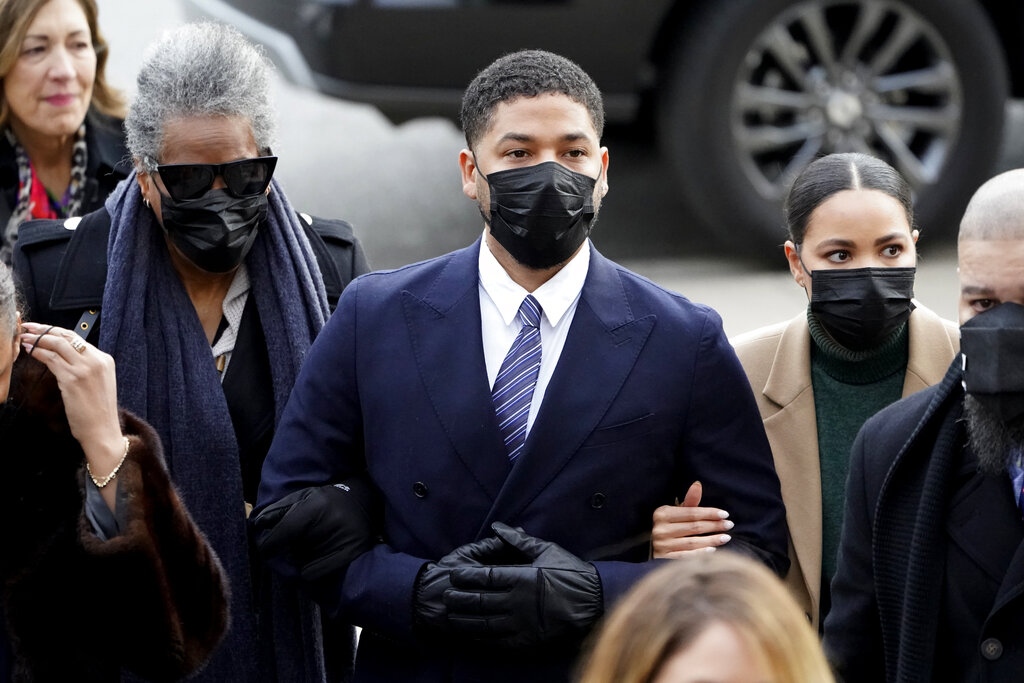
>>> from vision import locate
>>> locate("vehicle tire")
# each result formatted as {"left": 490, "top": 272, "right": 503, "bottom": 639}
{"left": 657, "top": 0, "right": 1008, "bottom": 256}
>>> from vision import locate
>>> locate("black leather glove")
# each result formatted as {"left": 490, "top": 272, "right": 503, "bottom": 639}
{"left": 253, "top": 475, "right": 377, "bottom": 583}
{"left": 413, "top": 535, "right": 510, "bottom": 636}
{"left": 422, "top": 522, "right": 604, "bottom": 648}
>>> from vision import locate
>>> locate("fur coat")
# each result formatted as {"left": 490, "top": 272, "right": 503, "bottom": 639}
{"left": 0, "top": 355, "right": 229, "bottom": 681}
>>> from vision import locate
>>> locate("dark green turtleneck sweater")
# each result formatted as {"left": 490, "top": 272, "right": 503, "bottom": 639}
{"left": 809, "top": 308, "right": 909, "bottom": 612}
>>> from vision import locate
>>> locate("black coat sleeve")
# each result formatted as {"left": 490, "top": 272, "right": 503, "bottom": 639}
{"left": 10, "top": 219, "right": 69, "bottom": 324}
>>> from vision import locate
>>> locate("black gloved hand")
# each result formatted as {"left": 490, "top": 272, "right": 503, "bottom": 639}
{"left": 253, "top": 476, "right": 377, "bottom": 583}
{"left": 434, "top": 522, "right": 603, "bottom": 648}
{"left": 413, "top": 535, "right": 510, "bottom": 636}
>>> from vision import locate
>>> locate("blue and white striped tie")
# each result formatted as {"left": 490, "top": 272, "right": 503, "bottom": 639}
{"left": 492, "top": 295, "right": 542, "bottom": 462}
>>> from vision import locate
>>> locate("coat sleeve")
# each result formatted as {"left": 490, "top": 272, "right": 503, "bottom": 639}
{"left": 10, "top": 219, "right": 69, "bottom": 323}
{"left": 823, "top": 424, "right": 886, "bottom": 681}
{"left": 680, "top": 309, "right": 790, "bottom": 575}
{"left": 257, "top": 278, "right": 430, "bottom": 640}
{"left": 79, "top": 411, "right": 229, "bottom": 682}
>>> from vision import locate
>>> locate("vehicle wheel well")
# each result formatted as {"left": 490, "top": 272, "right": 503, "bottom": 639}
{"left": 648, "top": 0, "right": 1022, "bottom": 97}
{"left": 979, "top": 0, "right": 1024, "bottom": 97}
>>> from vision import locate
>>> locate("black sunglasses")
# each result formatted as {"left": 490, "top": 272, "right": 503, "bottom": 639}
{"left": 156, "top": 156, "right": 278, "bottom": 202}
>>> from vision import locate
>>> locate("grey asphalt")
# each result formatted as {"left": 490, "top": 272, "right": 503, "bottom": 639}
{"left": 99, "top": 0, "right": 1023, "bottom": 336}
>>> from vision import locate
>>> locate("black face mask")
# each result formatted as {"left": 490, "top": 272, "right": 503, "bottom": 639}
{"left": 485, "top": 161, "right": 598, "bottom": 269}
{"left": 159, "top": 188, "right": 267, "bottom": 273}
{"left": 961, "top": 302, "right": 1024, "bottom": 424}
{"left": 807, "top": 266, "right": 916, "bottom": 351}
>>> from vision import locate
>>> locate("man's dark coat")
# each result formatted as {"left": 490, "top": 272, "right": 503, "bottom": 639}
{"left": 258, "top": 239, "right": 789, "bottom": 682}
{"left": 825, "top": 357, "right": 1024, "bottom": 682}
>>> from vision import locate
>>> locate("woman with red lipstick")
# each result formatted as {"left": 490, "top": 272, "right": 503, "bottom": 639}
{"left": 0, "top": 0, "right": 127, "bottom": 266}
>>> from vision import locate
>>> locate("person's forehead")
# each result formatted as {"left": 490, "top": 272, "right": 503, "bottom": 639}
{"left": 804, "top": 189, "right": 910, "bottom": 242}
{"left": 159, "top": 115, "right": 258, "bottom": 164}
{"left": 26, "top": 0, "right": 90, "bottom": 34}
{"left": 484, "top": 93, "right": 598, "bottom": 141}
{"left": 959, "top": 238, "right": 1024, "bottom": 290}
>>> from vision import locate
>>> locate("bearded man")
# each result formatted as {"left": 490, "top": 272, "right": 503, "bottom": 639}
{"left": 825, "top": 168, "right": 1024, "bottom": 682}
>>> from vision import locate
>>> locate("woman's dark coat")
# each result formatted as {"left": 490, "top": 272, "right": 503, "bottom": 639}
{"left": 11, "top": 207, "right": 369, "bottom": 681}
{"left": 0, "top": 355, "right": 228, "bottom": 681}
{"left": 0, "top": 111, "right": 130, "bottom": 230}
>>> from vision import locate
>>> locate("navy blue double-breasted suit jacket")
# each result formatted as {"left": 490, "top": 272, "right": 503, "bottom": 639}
{"left": 257, "top": 240, "right": 788, "bottom": 681}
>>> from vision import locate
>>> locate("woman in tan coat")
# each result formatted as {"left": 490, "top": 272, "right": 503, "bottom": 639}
{"left": 652, "top": 153, "right": 958, "bottom": 629}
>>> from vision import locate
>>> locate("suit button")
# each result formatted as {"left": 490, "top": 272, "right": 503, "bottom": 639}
{"left": 412, "top": 482, "right": 428, "bottom": 498}
{"left": 981, "top": 638, "right": 1003, "bottom": 660}
{"left": 589, "top": 493, "right": 606, "bottom": 509}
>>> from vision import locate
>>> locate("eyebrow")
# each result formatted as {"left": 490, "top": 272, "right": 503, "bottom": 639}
{"left": 812, "top": 232, "right": 909, "bottom": 249}
{"left": 874, "top": 232, "right": 910, "bottom": 246}
{"left": 961, "top": 285, "right": 995, "bottom": 296}
{"left": 813, "top": 237, "right": 856, "bottom": 249}
{"left": 495, "top": 131, "right": 591, "bottom": 144}
{"left": 24, "top": 30, "right": 88, "bottom": 40}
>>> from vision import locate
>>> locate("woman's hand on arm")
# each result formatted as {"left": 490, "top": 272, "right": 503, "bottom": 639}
{"left": 20, "top": 322, "right": 124, "bottom": 511}
{"left": 651, "top": 481, "right": 735, "bottom": 558}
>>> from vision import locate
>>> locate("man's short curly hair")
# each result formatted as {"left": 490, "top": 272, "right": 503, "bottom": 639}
{"left": 460, "top": 50, "right": 604, "bottom": 150}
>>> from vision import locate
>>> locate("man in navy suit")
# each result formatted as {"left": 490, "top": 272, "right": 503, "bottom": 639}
{"left": 257, "top": 50, "right": 787, "bottom": 682}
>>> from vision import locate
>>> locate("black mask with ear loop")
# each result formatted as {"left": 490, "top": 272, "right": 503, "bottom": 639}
{"left": 159, "top": 189, "right": 267, "bottom": 274}
{"left": 483, "top": 160, "right": 600, "bottom": 269}
{"left": 796, "top": 245, "right": 916, "bottom": 351}
{"left": 961, "top": 302, "right": 1024, "bottom": 424}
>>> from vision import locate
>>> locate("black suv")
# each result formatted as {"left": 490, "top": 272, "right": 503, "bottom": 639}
{"left": 183, "top": 0, "right": 1024, "bottom": 251}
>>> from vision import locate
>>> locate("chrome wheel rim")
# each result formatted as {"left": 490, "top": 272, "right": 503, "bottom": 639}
{"left": 732, "top": 0, "right": 962, "bottom": 200}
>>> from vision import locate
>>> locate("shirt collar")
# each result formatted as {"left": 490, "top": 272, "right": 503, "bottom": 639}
{"left": 478, "top": 233, "right": 591, "bottom": 327}
{"left": 224, "top": 263, "right": 251, "bottom": 310}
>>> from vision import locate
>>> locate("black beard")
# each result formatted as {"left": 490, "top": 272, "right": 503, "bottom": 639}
{"left": 964, "top": 394, "right": 1024, "bottom": 475}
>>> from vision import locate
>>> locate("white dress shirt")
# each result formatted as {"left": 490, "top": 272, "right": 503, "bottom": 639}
{"left": 478, "top": 235, "right": 591, "bottom": 437}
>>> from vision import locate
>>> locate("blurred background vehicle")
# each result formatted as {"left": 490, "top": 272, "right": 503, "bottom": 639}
{"left": 181, "top": 0, "right": 1023, "bottom": 256}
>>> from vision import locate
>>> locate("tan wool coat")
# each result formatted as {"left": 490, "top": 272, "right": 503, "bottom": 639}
{"left": 730, "top": 304, "right": 959, "bottom": 628}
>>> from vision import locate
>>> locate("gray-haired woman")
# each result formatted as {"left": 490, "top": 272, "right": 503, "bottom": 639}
{"left": 13, "top": 23, "right": 369, "bottom": 681}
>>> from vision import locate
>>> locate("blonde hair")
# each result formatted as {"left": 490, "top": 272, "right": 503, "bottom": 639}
{"left": 577, "top": 553, "right": 835, "bottom": 683}
{"left": 0, "top": 0, "right": 125, "bottom": 130}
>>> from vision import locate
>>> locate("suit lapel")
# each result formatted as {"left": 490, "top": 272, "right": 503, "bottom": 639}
{"left": 993, "top": 536, "right": 1024, "bottom": 615}
{"left": 479, "top": 250, "right": 655, "bottom": 533}
{"left": 402, "top": 241, "right": 511, "bottom": 501}
{"left": 761, "top": 313, "right": 823, "bottom": 618}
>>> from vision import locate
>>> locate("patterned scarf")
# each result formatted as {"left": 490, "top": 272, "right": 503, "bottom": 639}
{"left": 0, "top": 124, "right": 87, "bottom": 265}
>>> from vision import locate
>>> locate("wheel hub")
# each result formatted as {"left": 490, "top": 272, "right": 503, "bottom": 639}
{"left": 825, "top": 89, "right": 864, "bottom": 129}
{"left": 731, "top": 0, "right": 964, "bottom": 199}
